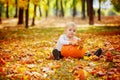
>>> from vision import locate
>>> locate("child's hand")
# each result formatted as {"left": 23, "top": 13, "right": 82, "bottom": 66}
{"left": 71, "top": 42, "right": 77, "bottom": 45}
{"left": 70, "top": 40, "right": 78, "bottom": 45}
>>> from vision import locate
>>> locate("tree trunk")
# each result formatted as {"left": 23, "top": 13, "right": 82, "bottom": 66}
{"left": 89, "top": 0, "right": 94, "bottom": 25}
{"left": 82, "top": 0, "right": 86, "bottom": 19}
{"left": 73, "top": 0, "right": 76, "bottom": 17}
{"left": 14, "top": 0, "right": 18, "bottom": 18}
{"left": 60, "top": 0, "right": 64, "bottom": 17}
{"left": 18, "top": 8, "right": 24, "bottom": 24}
{"left": 0, "top": 2, "right": 3, "bottom": 24}
{"left": 46, "top": 0, "right": 49, "bottom": 18}
{"left": 0, "top": 12, "right": 2, "bottom": 24}
{"left": 31, "top": 4, "right": 37, "bottom": 26}
{"left": 55, "top": 0, "right": 58, "bottom": 16}
{"left": 25, "top": 0, "right": 30, "bottom": 28}
{"left": 98, "top": 0, "right": 101, "bottom": 21}
{"left": 86, "top": 0, "right": 89, "bottom": 17}
{"left": 0, "top": 18, "right": 1, "bottom": 24}
{"left": 6, "top": 1, "right": 9, "bottom": 18}
{"left": 39, "top": 6, "right": 42, "bottom": 17}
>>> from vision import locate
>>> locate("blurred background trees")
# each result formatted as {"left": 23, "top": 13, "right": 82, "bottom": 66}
{"left": 0, "top": 0, "right": 119, "bottom": 28}
{"left": 111, "top": 0, "right": 120, "bottom": 12}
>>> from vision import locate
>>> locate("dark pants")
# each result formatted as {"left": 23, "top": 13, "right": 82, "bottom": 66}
{"left": 52, "top": 49, "right": 63, "bottom": 60}
{"left": 85, "top": 48, "right": 102, "bottom": 57}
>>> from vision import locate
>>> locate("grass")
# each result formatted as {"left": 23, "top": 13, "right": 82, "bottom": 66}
{"left": 0, "top": 26, "right": 120, "bottom": 40}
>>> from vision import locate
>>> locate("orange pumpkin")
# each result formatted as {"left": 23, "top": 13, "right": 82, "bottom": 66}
{"left": 61, "top": 45, "right": 85, "bottom": 58}
{"left": 73, "top": 69, "right": 88, "bottom": 80}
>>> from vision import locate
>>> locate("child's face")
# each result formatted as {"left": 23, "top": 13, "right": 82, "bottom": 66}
{"left": 65, "top": 26, "right": 77, "bottom": 38}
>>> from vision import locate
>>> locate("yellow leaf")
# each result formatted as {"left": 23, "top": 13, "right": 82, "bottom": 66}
{"left": 23, "top": 75, "right": 29, "bottom": 80}
{"left": 83, "top": 56, "right": 89, "bottom": 60}
{"left": 18, "top": 67, "right": 25, "bottom": 73}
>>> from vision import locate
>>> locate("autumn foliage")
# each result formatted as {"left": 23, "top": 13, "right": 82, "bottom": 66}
{"left": 0, "top": 27, "right": 120, "bottom": 80}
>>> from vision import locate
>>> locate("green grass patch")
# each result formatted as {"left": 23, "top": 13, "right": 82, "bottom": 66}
{"left": 0, "top": 26, "right": 120, "bottom": 40}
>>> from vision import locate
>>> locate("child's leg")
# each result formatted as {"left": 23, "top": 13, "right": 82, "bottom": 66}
{"left": 85, "top": 48, "right": 102, "bottom": 57}
{"left": 52, "top": 49, "right": 62, "bottom": 60}
{"left": 59, "top": 52, "right": 63, "bottom": 59}
{"left": 84, "top": 53, "right": 91, "bottom": 57}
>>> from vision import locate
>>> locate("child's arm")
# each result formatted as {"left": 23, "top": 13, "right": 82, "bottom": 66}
{"left": 58, "top": 35, "right": 70, "bottom": 45}
{"left": 58, "top": 35, "right": 81, "bottom": 45}
{"left": 58, "top": 35, "right": 78, "bottom": 45}
{"left": 69, "top": 38, "right": 81, "bottom": 45}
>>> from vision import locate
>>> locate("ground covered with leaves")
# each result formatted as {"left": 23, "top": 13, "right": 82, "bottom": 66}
{"left": 0, "top": 26, "right": 120, "bottom": 80}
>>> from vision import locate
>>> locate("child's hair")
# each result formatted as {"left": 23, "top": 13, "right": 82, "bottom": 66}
{"left": 65, "top": 22, "right": 77, "bottom": 29}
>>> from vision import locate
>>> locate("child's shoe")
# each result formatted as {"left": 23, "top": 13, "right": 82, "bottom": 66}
{"left": 94, "top": 48, "right": 102, "bottom": 57}
{"left": 52, "top": 49, "right": 60, "bottom": 60}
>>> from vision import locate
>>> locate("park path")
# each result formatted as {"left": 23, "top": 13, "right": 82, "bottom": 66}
{"left": 0, "top": 16, "right": 120, "bottom": 29}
